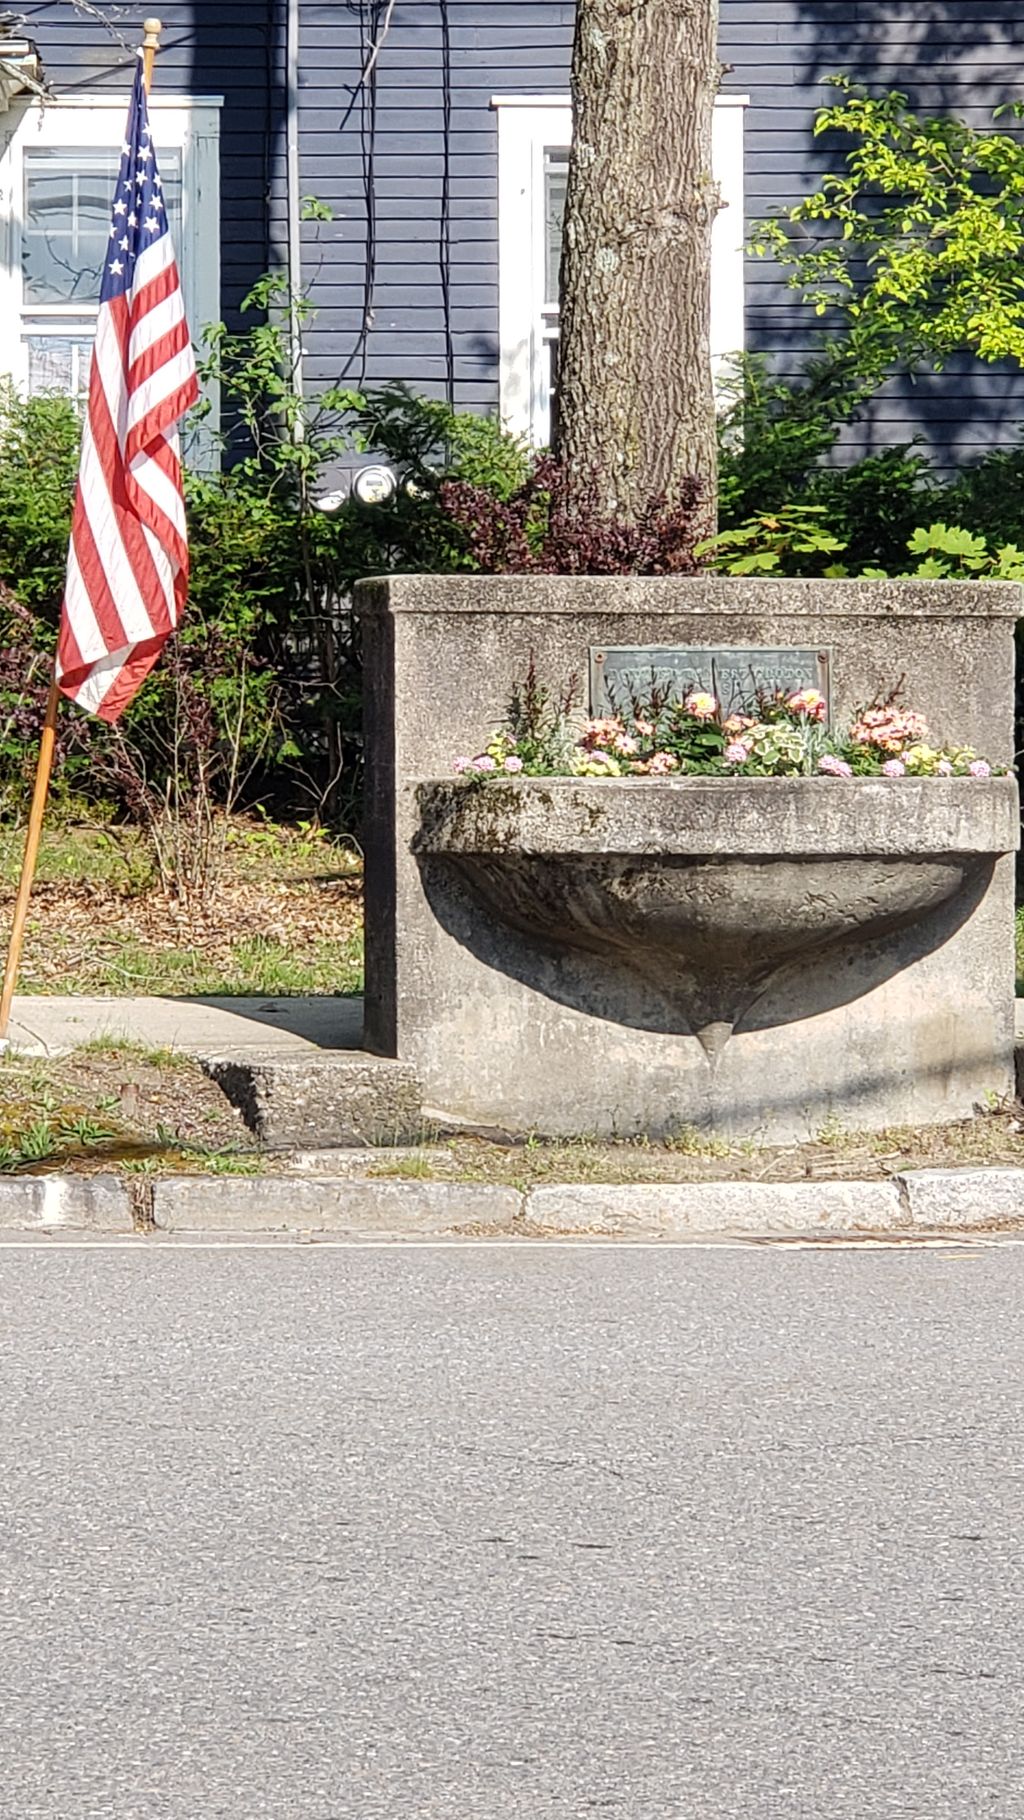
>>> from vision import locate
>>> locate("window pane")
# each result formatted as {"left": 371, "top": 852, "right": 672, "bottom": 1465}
{"left": 26, "top": 335, "right": 94, "bottom": 399}
{"left": 23, "top": 148, "right": 182, "bottom": 306}
{"left": 544, "top": 150, "right": 569, "bottom": 307}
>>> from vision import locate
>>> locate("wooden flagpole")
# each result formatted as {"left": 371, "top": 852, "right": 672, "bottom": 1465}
{"left": 0, "top": 19, "right": 164, "bottom": 1045}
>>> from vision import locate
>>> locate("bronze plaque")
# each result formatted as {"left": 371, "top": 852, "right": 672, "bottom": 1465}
{"left": 589, "top": 645, "right": 832, "bottom": 723}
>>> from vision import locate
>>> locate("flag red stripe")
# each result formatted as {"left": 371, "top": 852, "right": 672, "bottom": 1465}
{"left": 87, "top": 367, "right": 174, "bottom": 637}
{"left": 128, "top": 315, "right": 190, "bottom": 397}
{"left": 56, "top": 78, "right": 196, "bottom": 722}
{"left": 67, "top": 484, "right": 130, "bottom": 655}
{"left": 129, "top": 257, "right": 183, "bottom": 332}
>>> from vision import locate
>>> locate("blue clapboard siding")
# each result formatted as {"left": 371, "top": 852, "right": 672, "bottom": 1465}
{"left": 293, "top": 0, "right": 1024, "bottom": 459}
{"left": 722, "top": 2, "right": 1024, "bottom": 464}
{"left": 19, "top": 1, "right": 1024, "bottom": 460}
{"left": 295, "top": 0, "right": 576, "bottom": 409}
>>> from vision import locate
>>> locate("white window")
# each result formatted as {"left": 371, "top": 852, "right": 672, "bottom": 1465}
{"left": 0, "top": 95, "right": 220, "bottom": 401}
{"left": 493, "top": 93, "right": 748, "bottom": 445}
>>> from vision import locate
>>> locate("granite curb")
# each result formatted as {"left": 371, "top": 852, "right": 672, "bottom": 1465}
{"left": 0, "top": 1166, "right": 1021, "bottom": 1236}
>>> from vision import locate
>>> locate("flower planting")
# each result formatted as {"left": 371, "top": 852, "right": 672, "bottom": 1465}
{"left": 450, "top": 674, "right": 1002, "bottom": 781}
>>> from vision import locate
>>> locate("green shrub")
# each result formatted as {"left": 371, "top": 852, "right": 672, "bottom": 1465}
{"left": 0, "top": 283, "right": 537, "bottom": 836}
{"left": 757, "top": 80, "right": 1024, "bottom": 376}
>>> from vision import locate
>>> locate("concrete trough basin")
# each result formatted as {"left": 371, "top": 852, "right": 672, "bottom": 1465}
{"left": 416, "top": 774, "right": 1019, "bottom": 1060}
{"left": 362, "top": 573, "right": 1022, "bottom": 1139}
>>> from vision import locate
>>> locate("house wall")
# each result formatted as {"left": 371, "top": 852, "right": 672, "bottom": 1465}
{"left": 14, "top": 1, "right": 1024, "bottom": 462}
{"left": 294, "top": 0, "right": 1024, "bottom": 463}
{"left": 16, "top": 0, "right": 286, "bottom": 331}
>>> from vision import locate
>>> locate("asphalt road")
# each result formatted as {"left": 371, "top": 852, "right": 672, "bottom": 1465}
{"left": 1, "top": 1238, "right": 1023, "bottom": 1818}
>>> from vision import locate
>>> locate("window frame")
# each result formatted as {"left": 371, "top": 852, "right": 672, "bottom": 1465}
{"left": 0, "top": 93, "right": 220, "bottom": 411}
{"left": 492, "top": 93, "right": 748, "bottom": 446}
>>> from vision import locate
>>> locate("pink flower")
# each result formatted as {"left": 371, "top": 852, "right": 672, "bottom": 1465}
{"left": 647, "top": 751, "right": 680, "bottom": 774}
{"left": 969, "top": 759, "right": 991, "bottom": 778}
{"left": 581, "top": 717, "right": 625, "bottom": 751}
{"left": 723, "top": 714, "right": 754, "bottom": 736}
{"left": 724, "top": 741, "right": 751, "bottom": 764}
{"left": 473, "top": 755, "right": 497, "bottom": 772}
{"left": 937, "top": 758, "right": 954, "bottom": 776}
{"left": 452, "top": 756, "right": 472, "bottom": 774}
{"left": 634, "top": 718, "right": 655, "bottom": 738}
{"left": 881, "top": 759, "right": 905, "bottom": 778}
{"left": 503, "top": 755, "right": 524, "bottom": 774}
{"left": 818, "top": 755, "right": 853, "bottom": 778}
{"left": 849, "top": 706, "right": 929, "bottom": 753}
{"left": 613, "top": 733, "right": 639, "bottom": 756}
{"left": 684, "top": 691, "right": 718, "bottom": 721}
{"left": 786, "top": 689, "right": 827, "bottom": 722}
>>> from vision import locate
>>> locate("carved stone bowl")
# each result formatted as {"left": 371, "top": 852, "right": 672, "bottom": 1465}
{"left": 414, "top": 776, "right": 1019, "bottom": 1056}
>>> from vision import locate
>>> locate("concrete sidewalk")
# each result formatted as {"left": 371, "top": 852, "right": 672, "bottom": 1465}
{"left": 5, "top": 994, "right": 364, "bottom": 1058}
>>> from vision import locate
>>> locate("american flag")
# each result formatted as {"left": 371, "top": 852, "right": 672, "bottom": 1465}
{"left": 56, "top": 58, "right": 198, "bottom": 722}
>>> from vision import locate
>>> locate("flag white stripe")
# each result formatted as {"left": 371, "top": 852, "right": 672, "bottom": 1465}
{"left": 126, "top": 346, "right": 197, "bottom": 433}
{"left": 56, "top": 68, "right": 197, "bottom": 721}
{"left": 130, "top": 232, "right": 176, "bottom": 300}
{"left": 129, "top": 288, "right": 185, "bottom": 365}
{"left": 92, "top": 309, "right": 131, "bottom": 450}
{"left": 130, "top": 448, "right": 188, "bottom": 541}
{"left": 75, "top": 404, "right": 160, "bottom": 643}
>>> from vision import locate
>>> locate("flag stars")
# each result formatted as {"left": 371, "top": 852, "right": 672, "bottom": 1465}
{"left": 127, "top": 212, "right": 138, "bottom": 228}
{"left": 108, "top": 258, "right": 124, "bottom": 275}
{"left": 144, "top": 215, "right": 160, "bottom": 233}
{"left": 119, "top": 235, "right": 130, "bottom": 250}
{"left": 114, "top": 199, "right": 127, "bottom": 216}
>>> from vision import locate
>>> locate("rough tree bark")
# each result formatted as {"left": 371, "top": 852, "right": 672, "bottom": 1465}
{"left": 556, "top": 0, "right": 721, "bottom": 532}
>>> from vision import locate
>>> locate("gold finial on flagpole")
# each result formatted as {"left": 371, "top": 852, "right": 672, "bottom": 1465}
{"left": 142, "top": 18, "right": 162, "bottom": 95}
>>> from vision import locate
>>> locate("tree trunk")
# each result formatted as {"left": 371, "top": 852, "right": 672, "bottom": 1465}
{"left": 556, "top": 0, "right": 720, "bottom": 532}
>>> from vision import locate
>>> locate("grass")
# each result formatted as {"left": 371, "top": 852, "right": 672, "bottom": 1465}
{"left": 0, "top": 1043, "right": 258, "bottom": 1176}
{"left": 73, "top": 1036, "right": 196, "bottom": 1069}
{"left": 28, "top": 928, "right": 364, "bottom": 997}
{"left": 0, "top": 816, "right": 365, "bottom": 998}
{"left": 363, "top": 1107, "right": 1024, "bottom": 1188}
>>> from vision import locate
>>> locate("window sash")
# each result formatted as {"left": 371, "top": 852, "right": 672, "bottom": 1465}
{"left": 0, "top": 95, "right": 220, "bottom": 446}
{"left": 494, "top": 95, "right": 748, "bottom": 447}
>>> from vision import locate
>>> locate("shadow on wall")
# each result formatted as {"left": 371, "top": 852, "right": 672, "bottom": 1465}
{"left": 793, "top": 1, "right": 1021, "bottom": 112}
{"left": 416, "top": 851, "right": 993, "bottom": 1045}
{"left": 188, "top": 0, "right": 287, "bottom": 333}
{"left": 761, "top": 3, "right": 1024, "bottom": 467}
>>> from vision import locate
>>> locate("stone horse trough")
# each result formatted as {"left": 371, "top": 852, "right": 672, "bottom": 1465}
{"left": 359, "top": 576, "right": 1021, "bottom": 1141}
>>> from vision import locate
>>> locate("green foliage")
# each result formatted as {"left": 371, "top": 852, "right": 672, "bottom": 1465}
{"left": 0, "top": 383, "right": 79, "bottom": 616}
{"left": 802, "top": 446, "right": 940, "bottom": 574}
{"left": 0, "top": 275, "right": 534, "bottom": 844}
{"left": 717, "top": 351, "right": 874, "bottom": 524}
{"left": 697, "top": 506, "right": 847, "bottom": 576}
{"left": 901, "top": 523, "right": 1024, "bottom": 580}
{"left": 348, "top": 387, "right": 530, "bottom": 501}
{"left": 700, "top": 507, "right": 1024, "bottom": 583}
{"left": 757, "top": 80, "right": 1024, "bottom": 375}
